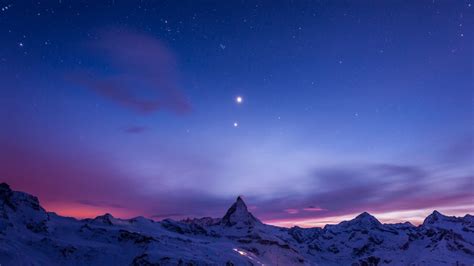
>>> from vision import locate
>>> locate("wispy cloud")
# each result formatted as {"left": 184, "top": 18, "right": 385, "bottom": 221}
{"left": 76, "top": 199, "right": 125, "bottom": 209}
{"left": 70, "top": 28, "right": 191, "bottom": 114}
{"left": 251, "top": 162, "right": 473, "bottom": 224}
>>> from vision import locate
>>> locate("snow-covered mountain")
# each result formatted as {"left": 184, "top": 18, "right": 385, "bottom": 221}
{"left": 0, "top": 183, "right": 473, "bottom": 265}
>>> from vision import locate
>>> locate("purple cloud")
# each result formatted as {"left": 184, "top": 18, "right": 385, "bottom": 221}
{"left": 71, "top": 28, "right": 191, "bottom": 114}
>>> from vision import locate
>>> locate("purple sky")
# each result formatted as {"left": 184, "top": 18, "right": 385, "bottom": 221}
{"left": 0, "top": 1, "right": 472, "bottom": 226}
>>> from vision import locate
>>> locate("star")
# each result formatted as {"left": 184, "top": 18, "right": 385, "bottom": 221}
{"left": 1, "top": 4, "right": 11, "bottom": 12}
{"left": 235, "top": 96, "right": 243, "bottom": 104}
{"left": 233, "top": 122, "right": 239, "bottom": 127}
{"left": 18, "top": 42, "right": 24, "bottom": 47}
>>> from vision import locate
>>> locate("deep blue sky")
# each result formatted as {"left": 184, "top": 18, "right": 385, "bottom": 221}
{"left": 0, "top": 1, "right": 472, "bottom": 226}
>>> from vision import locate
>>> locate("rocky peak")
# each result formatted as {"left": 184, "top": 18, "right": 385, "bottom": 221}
{"left": 339, "top": 212, "right": 382, "bottom": 229}
{"left": 0, "top": 183, "right": 48, "bottom": 234}
{"left": 129, "top": 216, "right": 154, "bottom": 225}
{"left": 221, "top": 196, "right": 260, "bottom": 227}
{"left": 423, "top": 210, "right": 458, "bottom": 226}
{"left": 92, "top": 213, "right": 115, "bottom": 225}
{"left": 423, "top": 210, "right": 443, "bottom": 224}
{"left": 0, "top": 183, "right": 43, "bottom": 213}
{"left": 355, "top": 212, "right": 379, "bottom": 222}
{"left": 464, "top": 214, "right": 474, "bottom": 223}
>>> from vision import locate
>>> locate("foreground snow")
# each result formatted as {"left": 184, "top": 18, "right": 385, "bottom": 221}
{"left": 0, "top": 183, "right": 473, "bottom": 265}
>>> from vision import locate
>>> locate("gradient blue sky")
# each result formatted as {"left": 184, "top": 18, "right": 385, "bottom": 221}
{"left": 0, "top": 1, "right": 472, "bottom": 226}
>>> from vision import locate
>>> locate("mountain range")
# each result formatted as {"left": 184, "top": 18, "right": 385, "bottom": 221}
{"left": 0, "top": 183, "right": 473, "bottom": 265}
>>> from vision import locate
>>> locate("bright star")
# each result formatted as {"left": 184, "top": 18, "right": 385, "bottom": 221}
{"left": 236, "top": 96, "right": 243, "bottom": 104}
{"left": 233, "top": 122, "right": 238, "bottom": 127}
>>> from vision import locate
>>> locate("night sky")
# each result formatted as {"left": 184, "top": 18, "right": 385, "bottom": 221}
{"left": 0, "top": 1, "right": 472, "bottom": 227}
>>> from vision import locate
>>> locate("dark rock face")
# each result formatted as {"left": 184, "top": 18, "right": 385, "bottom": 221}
{"left": 161, "top": 219, "right": 210, "bottom": 236}
{"left": 132, "top": 253, "right": 158, "bottom": 266}
{"left": 60, "top": 246, "right": 77, "bottom": 258}
{"left": 181, "top": 217, "right": 220, "bottom": 227}
{"left": 26, "top": 220, "right": 48, "bottom": 233}
{"left": 1, "top": 183, "right": 45, "bottom": 214}
{"left": 118, "top": 229, "right": 155, "bottom": 244}
{"left": 357, "top": 256, "right": 381, "bottom": 266}
{"left": 0, "top": 183, "right": 44, "bottom": 213}
{"left": 0, "top": 183, "right": 16, "bottom": 211}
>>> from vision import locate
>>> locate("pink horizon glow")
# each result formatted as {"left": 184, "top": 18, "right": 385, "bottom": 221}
{"left": 39, "top": 198, "right": 473, "bottom": 228}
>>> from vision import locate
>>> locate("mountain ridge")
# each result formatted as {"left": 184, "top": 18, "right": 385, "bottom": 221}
{"left": 0, "top": 183, "right": 473, "bottom": 265}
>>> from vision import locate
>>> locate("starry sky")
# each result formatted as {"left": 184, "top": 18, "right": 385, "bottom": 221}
{"left": 0, "top": 1, "right": 472, "bottom": 227}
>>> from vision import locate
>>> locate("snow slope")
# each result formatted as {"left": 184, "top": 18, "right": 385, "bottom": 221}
{"left": 0, "top": 183, "right": 473, "bottom": 265}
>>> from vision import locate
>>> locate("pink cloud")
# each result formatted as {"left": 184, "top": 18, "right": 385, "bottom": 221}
{"left": 303, "top": 207, "right": 325, "bottom": 212}
{"left": 284, "top": 208, "right": 299, "bottom": 214}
